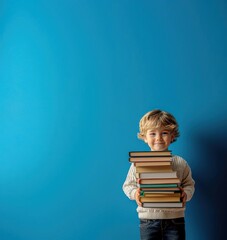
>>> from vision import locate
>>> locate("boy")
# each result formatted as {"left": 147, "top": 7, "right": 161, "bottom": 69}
{"left": 123, "top": 109, "right": 195, "bottom": 240}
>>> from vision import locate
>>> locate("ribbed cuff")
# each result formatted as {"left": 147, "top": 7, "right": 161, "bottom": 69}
{"left": 130, "top": 188, "right": 137, "bottom": 200}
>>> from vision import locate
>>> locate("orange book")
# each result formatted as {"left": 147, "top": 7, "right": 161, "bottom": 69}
{"left": 136, "top": 165, "right": 173, "bottom": 173}
{"left": 140, "top": 196, "right": 181, "bottom": 203}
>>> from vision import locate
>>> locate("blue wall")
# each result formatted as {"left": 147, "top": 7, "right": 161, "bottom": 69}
{"left": 0, "top": 0, "right": 227, "bottom": 239}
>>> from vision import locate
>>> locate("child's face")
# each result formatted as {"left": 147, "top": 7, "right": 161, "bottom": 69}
{"left": 144, "top": 127, "right": 174, "bottom": 151}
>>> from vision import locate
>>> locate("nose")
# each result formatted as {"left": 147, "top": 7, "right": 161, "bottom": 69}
{"left": 156, "top": 134, "right": 163, "bottom": 141}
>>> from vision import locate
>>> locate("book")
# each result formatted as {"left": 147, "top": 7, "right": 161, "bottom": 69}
{"left": 140, "top": 191, "right": 180, "bottom": 194}
{"left": 139, "top": 184, "right": 179, "bottom": 188}
{"left": 142, "top": 202, "right": 183, "bottom": 208}
{"left": 140, "top": 196, "right": 181, "bottom": 203}
{"left": 129, "top": 151, "right": 172, "bottom": 157}
{"left": 134, "top": 161, "right": 172, "bottom": 167}
{"left": 136, "top": 172, "right": 177, "bottom": 179}
{"left": 140, "top": 192, "right": 181, "bottom": 198}
{"left": 136, "top": 165, "right": 173, "bottom": 173}
{"left": 140, "top": 191, "right": 180, "bottom": 195}
{"left": 140, "top": 187, "right": 180, "bottom": 192}
{"left": 129, "top": 156, "right": 172, "bottom": 162}
{"left": 137, "top": 178, "right": 180, "bottom": 184}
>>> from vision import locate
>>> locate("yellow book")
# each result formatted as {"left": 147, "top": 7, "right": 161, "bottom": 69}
{"left": 140, "top": 196, "right": 181, "bottom": 203}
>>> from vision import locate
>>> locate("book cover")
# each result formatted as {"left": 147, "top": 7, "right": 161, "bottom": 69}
{"left": 137, "top": 178, "right": 180, "bottom": 184}
{"left": 129, "top": 151, "right": 172, "bottom": 157}
{"left": 140, "top": 187, "right": 180, "bottom": 192}
{"left": 142, "top": 202, "right": 183, "bottom": 208}
{"left": 134, "top": 161, "right": 172, "bottom": 167}
{"left": 139, "top": 184, "right": 179, "bottom": 188}
{"left": 136, "top": 171, "right": 177, "bottom": 179}
{"left": 140, "top": 196, "right": 181, "bottom": 203}
{"left": 140, "top": 191, "right": 181, "bottom": 197}
{"left": 129, "top": 156, "right": 172, "bottom": 162}
{"left": 136, "top": 165, "right": 173, "bottom": 173}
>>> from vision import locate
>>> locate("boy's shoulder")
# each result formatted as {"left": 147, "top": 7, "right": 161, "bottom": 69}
{"left": 172, "top": 154, "right": 188, "bottom": 164}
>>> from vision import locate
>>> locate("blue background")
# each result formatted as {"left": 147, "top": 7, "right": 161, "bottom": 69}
{"left": 0, "top": 0, "right": 227, "bottom": 239}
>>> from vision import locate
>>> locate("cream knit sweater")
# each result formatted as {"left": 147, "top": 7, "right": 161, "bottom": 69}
{"left": 122, "top": 155, "right": 195, "bottom": 219}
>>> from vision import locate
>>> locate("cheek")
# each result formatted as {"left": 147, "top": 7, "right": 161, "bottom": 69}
{"left": 164, "top": 137, "right": 172, "bottom": 143}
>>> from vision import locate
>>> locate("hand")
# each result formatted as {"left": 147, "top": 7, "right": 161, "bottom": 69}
{"left": 180, "top": 187, "right": 187, "bottom": 207}
{"left": 135, "top": 188, "right": 142, "bottom": 207}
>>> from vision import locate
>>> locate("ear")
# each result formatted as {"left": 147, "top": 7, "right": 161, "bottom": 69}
{"left": 171, "top": 134, "right": 175, "bottom": 143}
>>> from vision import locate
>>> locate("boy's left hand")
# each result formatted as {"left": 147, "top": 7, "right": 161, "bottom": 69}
{"left": 180, "top": 187, "right": 187, "bottom": 207}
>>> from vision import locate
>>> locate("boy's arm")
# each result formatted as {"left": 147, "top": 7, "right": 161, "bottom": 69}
{"left": 122, "top": 164, "right": 138, "bottom": 200}
{"left": 181, "top": 163, "right": 195, "bottom": 202}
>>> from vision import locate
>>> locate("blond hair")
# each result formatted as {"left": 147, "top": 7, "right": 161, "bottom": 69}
{"left": 137, "top": 109, "right": 180, "bottom": 142}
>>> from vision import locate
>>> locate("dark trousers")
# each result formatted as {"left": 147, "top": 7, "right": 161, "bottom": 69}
{"left": 140, "top": 218, "right": 185, "bottom": 240}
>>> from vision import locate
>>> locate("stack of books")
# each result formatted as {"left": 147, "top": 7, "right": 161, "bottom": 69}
{"left": 129, "top": 151, "right": 183, "bottom": 208}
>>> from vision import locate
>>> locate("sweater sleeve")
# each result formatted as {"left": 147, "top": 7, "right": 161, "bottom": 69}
{"left": 181, "top": 162, "right": 195, "bottom": 202}
{"left": 122, "top": 164, "right": 138, "bottom": 200}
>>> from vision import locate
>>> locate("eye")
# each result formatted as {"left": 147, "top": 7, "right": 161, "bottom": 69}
{"left": 149, "top": 132, "right": 156, "bottom": 136}
{"left": 162, "top": 132, "right": 169, "bottom": 136}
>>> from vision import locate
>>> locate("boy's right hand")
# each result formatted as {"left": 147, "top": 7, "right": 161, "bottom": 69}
{"left": 135, "top": 188, "right": 142, "bottom": 207}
